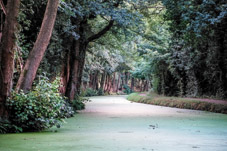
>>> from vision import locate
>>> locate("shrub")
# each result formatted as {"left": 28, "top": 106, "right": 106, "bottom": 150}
{"left": 71, "top": 95, "right": 90, "bottom": 111}
{"left": 6, "top": 76, "right": 74, "bottom": 132}
{"left": 123, "top": 84, "right": 133, "bottom": 94}
{"left": 97, "top": 88, "right": 104, "bottom": 96}
{"left": 0, "top": 119, "right": 22, "bottom": 133}
{"left": 83, "top": 88, "right": 98, "bottom": 97}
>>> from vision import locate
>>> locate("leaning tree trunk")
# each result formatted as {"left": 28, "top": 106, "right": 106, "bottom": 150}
{"left": 16, "top": 0, "right": 59, "bottom": 92}
{"left": 0, "top": 0, "right": 20, "bottom": 119}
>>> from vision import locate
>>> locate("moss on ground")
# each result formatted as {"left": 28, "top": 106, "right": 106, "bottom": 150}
{"left": 127, "top": 93, "right": 227, "bottom": 114}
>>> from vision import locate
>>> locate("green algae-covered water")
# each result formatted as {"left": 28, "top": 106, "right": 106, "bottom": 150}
{"left": 1, "top": 95, "right": 227, "bottom": 151}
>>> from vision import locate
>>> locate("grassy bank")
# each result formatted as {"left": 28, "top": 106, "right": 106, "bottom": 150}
{"left": 127, "top": 93, "right": 227, "bottom": 114}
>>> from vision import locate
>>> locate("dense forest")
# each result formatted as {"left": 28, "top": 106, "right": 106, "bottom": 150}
{"left": 0, "top": 0, "right": 226, "bottom": 133}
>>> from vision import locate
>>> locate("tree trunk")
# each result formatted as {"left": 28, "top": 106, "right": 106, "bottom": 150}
{"left": 63, "top": 10, "right": 115, "bottom": 100}
{"left": 16, "top": 0, "right": 59, "bottom": 92}
{"left": 112, "top": 73, "right": 116, "bottom": 92}
{"left": 0, "top": 0, "right": 20, "bottom": 119}
{"left": 104, "top": 75, "right": 109, "bottom": 92}
{"left": 83, "top": 81, "right": 87, "bottom": 90}
{"left": 0, "top": 10, "right": 4, "bottom": 42}
{"left": 100, "top": 72, "right": 106, "bottom": 90}
{"left": 0, "top": 0, "right": 6, "bottom": 16}
{"left": 125, "top": 72, "right": 129, "bottom": 85}
{"left": 65, "top": 39, "right": 80, "bottom": 101}
{"left": 65, "top": 37, "right": 87, "bottom": 101}
{"left": 95, "top": 71, "right": 99, "bottom": 90}
{"left": 143, "top": 81, "right": 148, "bottom": 92}
{"left": 59, "top": 45, "right": 72, "bottom": 95}
{"left": 131, "top": 77, "right": 134, "bottom": 91}
{"left": 91, "top": 71, "right": 99, "bottom": 90}
{"left": 76, "top": 41, "right": 87, "bottom": 94}
{"left": 89, "top": 73, "right": 93, "bottom": 88}
{"left": 107, "top": 76, "right": 112, "bottom": 94}
{"left": 140, "top": 80, "right": 144, "bottom": 92}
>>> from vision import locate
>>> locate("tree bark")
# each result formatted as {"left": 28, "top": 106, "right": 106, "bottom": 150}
{"left": 16, "top": 0, "right": 59, "bottom": 92}
{"left": 64, "top": 33, "right": 87, "bottom": 101}
{"left": 116, "top": 73, "right": 121, "bottom": 93}
{"left": 112, "top": 73, "right": 116, "bottom": 92}
{"left": 131, "top": 77, "right": 134, "bottom": 91}
{"left": 0, "top": 0, "right": 20, "bottom": 119}
{"left": 140, "top": 80, "right": 144, "bottom": 92}
{"left": 100, "top": 71, "right": 106, "bottom": 90}
{"left": 65, "top": 39, "right": 80, "bottom": 101}
{"left": 89, "top": 73, "right": 93, "bottom": 88}
{"left": 94, "top": 71, "right": 99, "bottom": 90}
{"left": 0, "top": 0, "right": 6, "bottom": 15}
{"left": 104, "top": 75, "right": 108, "bottom": 92}
{"left": 59, "top": 45, "right": 72, "bottom": 95}
{"left": 0, "top": 0, "right": 7, "bottom": 42}
{"left": 107, "top": 76, "right": 112, "bottom": 94}
{"left": 125, "top": 72, "right": 129, "bottom": 85}
{"left": 76, "top": 41, "right": 87, "bottom": 94}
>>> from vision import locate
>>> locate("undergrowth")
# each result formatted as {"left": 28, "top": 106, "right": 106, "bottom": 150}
{"left": 127, "top": 93, "right": 227, "bottom": 114}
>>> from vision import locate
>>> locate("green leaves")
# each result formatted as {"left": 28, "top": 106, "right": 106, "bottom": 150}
{"left": 6, "top": 76, "right": 74, "bottom": 132}
{"left": 159, "top": 0, "right": 227, "bottom": 98}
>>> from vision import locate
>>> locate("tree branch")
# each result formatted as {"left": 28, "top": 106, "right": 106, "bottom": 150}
{"left": 0, "top": 0, "right": 6, "bottom": 15}
{"left": 86, "top": 0, "right": 121, "bottom": 43}
{"left": 87, "top": 20, "right": 114, "bottom": 43}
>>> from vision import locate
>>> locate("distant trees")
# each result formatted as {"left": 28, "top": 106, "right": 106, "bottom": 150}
{"left": 162, "top": 0, "right": 227, "bottom": 98}
{"left": 141, "top": 0, "right": 227, "bottom": 98}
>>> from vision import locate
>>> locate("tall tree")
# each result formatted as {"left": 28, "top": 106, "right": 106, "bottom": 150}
{"left": 16, "top": 0, "right": 59, "bottom": 92}
{"left": 0, "top": 0, "right": 21, "bottom": 119}
{"left": 63, "top": 18, "right": 115, "bottom": 101}
{"left": 60, "top": 0, "right": 143, "bottom": 101}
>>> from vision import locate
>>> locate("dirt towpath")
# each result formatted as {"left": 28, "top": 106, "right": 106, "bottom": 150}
{"left": 1, "top": 95, "right": 227, "bottom": 151}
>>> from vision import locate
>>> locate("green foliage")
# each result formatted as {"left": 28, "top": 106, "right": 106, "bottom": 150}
{"left": 127, "top": 93, "right": 144, "bottom": 102}
{"left": 123, "top": 84, "right": 133, "bottom": 94}
{"left": 97, "top": 88, "right": 104, "bottom": 96}
{"left": 127, "top": 93, "right": 227, "bottom": 114}
{"left": 83, "top": 88, "right": 98, "bottom": 97}
{"left": 71, "top": 95, "right": 90, "bottom": 111}
{"left": 0, "top": 119, "right": 22, "bottom": 134}
{"left": 161, "top": 0, "right": 227, "bottom": 98}
{"left": 6, "top": 77, "right": 74, "bottom": 132}
{"left": 129, "top": 0, "right": 227, "bottom": 98}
